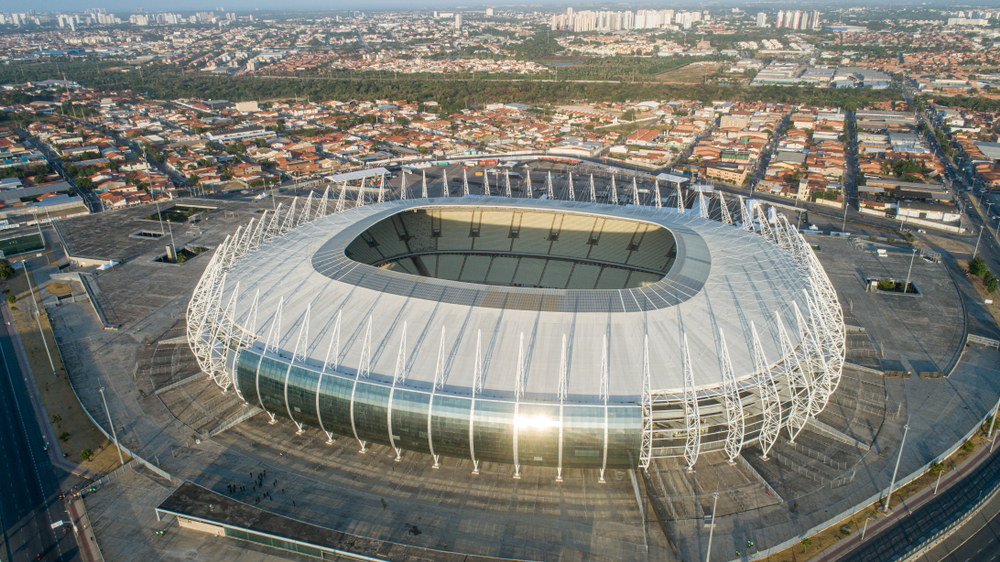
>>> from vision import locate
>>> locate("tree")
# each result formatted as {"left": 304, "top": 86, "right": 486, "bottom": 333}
{"left": 801, "top": 538, "right": 813, "bottom": 552}
{"left": 0, "top": 259, "right": 14, "bottom": 279}
{"left": 989, "top": 277, "right": 998, "bottom": 293}
{"left": 970, "top": 257, "right": 987, "bottom": 277}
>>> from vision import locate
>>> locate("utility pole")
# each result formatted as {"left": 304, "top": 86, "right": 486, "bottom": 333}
{"left": 705, "top": 492, "right": 719, "bottom": 562}
{"left": 884, "top": 423, "right": 909, "bottom": 512}
{"left": 99, "top": 387, "right": 125, "bottom": 465}
{"left": 904, "top": 249, "right": 917, "bottom": 294}
{"left": 974, "top": 227, "right": 984, "bottom": 260}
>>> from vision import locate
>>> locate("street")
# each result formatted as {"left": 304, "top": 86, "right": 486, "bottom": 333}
{"left": 0, "top": 316, "right": 78, "bottom": 562}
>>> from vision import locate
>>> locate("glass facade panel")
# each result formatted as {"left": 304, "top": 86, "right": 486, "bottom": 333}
{"left": 516, "top": 403, "right": 560, "bottom": 467}
{"left": 431, "top": 396, "right": 472, "bottom": 458}
{"left": 317, "top": 373, "right": 355, "bottom": 437}
{"left": 236, "top": 350, "right": 261, "bottom": 406}
{"left": 234, "top": 351, "right": 643, "bottom": 469}
{"left": 257, "top": 355, "right": 288, "bottom": 415}
{"left": 562, "top": 405, "right": 605, "bottom": 468}
{"left": 285, "top": 365, "right": 320, "bottom": 426}
{"left": 472, "top": 400, "right": 515, "bottom": 464}
{"left": 390, "top": 389, "right": 431, "bottom": 454}
{"left": 606, "top": 406, "right": 642, "bottom": 468}
{"left": 353, "top": 381, "right": 392, "bottom": 447}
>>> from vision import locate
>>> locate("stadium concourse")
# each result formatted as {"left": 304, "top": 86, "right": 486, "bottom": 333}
{"left": 186, "top": 184, "right": 846, "bottom": 482}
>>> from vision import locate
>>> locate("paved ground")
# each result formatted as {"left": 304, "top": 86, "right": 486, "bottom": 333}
{"left": 0, "top": 307, "right": 79, "bottom": 562}
{"left": 84, "top": 465, "right": 311, "bottom": 562}
{"left": 40, "top": 203, "right": 1000, "bottom": 562}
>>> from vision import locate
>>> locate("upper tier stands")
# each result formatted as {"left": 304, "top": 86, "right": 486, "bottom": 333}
{"left": 345, "top": 207, "right": 677, "bottom": 290}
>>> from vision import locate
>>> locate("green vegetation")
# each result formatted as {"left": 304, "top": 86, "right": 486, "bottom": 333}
{"left": 0, "top": 233, "right": 44, "bottom": 257}
{"left": 0, "top": 259, "right": 13, "bottom": 280}
{"left": 0, "top": 60, "right": 901, "bottom": 111}
{"left": 80, "top": 448, "right": 94, "bottom": 461}
{"left": 145, "top": 205, "right": 209, "bottom": 223}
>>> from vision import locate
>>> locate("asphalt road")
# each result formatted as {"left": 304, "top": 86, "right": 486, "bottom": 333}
{"left": 0, "top": 318, "right": 77, "bottom": 562}
{"left": 942, "top": 508, "right": 1000, "bottom": 562}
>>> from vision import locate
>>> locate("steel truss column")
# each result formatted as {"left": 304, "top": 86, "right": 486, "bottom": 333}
{"left": 421, "top": 171, "right": 428, "bottom": 199}
{"left": 428, "top": 326, "right": 446, "bottom": 468}
{"left": 682, "top": 334, "right": 701, "bottom": 471}
{"left": 470, "top": 329, "right": 481, "bottom": 474}
{"left": 315, "top": 310, "right": 341, "bottom": 444}
{"left": 230, "top": 289, "right": 259, "bottom": 402}
{"left": 256, "top": 296, "right": 283, "bottom": 424}
{"left": 793, "top": 301, "right": 826, "bottom": 418}
{"left": 676, "top": 184, "right": 684, "bottom": 213}
{"left": 631, "top": 178, "right": 640, "bottom": 206}
{"left": 546, "top": 171, "right": 554, "bottom": 199}
{"left": 400, "top": 171, "right": 407, "bottom": 201}
{"left": 568, "top": 172, "right": 575, "bottom": 201}
{"left": 283, "top": 304, "right": 311, "bottom": 435}
{"left": 299, "top": 192, "right": 313, "bottom": 226}
{"left": 504, "top": 171, "right": 512, "bottom": 198}
{"left": 589, "top": 174, "right": 596, "bottom": 203}
{"left": 483, "top": 171, "right": 490, "bottom": 197}
{"left": 696, "top": 190, "right": 709, "bottom": 219}
{"left": 463, "top": 169, "right": 470, "bottom": 197}
{"left": 557, "top": 333, "right": 568, "bottom": 481}
{"left": 442, "top": 169, "right": 449, "bottom": 197}
{"left": 718, "top": 191, "right": 732, "bottom": 225}
{"left": 280, "top": 198, "right": 297, "bottom": 233}
{"left": 513, "top": 332, "right": 525, "bottom": 479}
{"left": 387, "top": 322, "right": 407, "bottom": 461}
{"left": 718, "top": 329, "right": 745, "bottom": 463}
{"left": 654, "top": 179, "right": 662, "bottom": 208}
{"left": 751, "top": 322, "right": 781, "bottom": 460}
{"left": 738, "top": 195, "right": 753, "bottom": 231}
{"left": 639, "top": 335, "right": 653, "bottom": 469}
{"left": 525, "top": 168, "right": 533, "bottom": 199}
{"left": 377, "top": 174, "right": 385, "bottom": 203}
{"left": 335, "top": 183, "right": 348, "bottom": 213}
{"left": 349, "top": 316, "right": 373, "bottom": 453}
{"left": 599, "top": 333, "right": 609, "bottom": 484}
{"left": 609, "top": 175, "right": 618, "bottom": 205}
{"left": 316, "top": 186, "right": 330, "bottom": 220}
{"left": 776, "top": 311, "right": 811, "bottom": 443}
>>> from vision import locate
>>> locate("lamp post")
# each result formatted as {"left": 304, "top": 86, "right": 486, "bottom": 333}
{"left": 23, "top": 256, "right": 57, "bottom": 378}
{"left": 904, "top": 249, "right": 917, "bottom": 294}
{"left": 99, "top": 387, "right": 125, "bottom": 465}
{"left": 884, "top": 423, "right": 909, "bottom": 512}
{"left": 974, "top": 227, "right": 984, "bottom": 260}
{"left": 842, "top": 201, "right": 849, "bottom": 233}
{"left": 705, "top": 492, "right": 719, "bottom": 562}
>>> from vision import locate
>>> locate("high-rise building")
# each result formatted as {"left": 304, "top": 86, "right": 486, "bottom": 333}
{"left": 756, "top": 12, "right": 767, "bottom": 27}
{"left": 812, "top": 11, "right": 821, "bottom": 29}
{"left": 776, "top": 10, "right": 785, "bottom": 28}
{"left": 791, "top": 10, "right": 802, "bottom": 29}
{"left": 486, "top": 8, "right": 493, "bottom": 16}
{"left": 455, "top": 13, "right": 462, "bottom": 30}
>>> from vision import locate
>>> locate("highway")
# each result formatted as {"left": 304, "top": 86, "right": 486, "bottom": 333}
{"left": 941, "top": 507, "right": 1000, "bottom": 562}
{"left": 0, "top": 316, "right": 78, "bottom": 562}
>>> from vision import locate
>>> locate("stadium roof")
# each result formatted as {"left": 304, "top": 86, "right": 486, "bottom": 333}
{"left": 222, "top": 198, "right": 812, "bottom": 404}
{"left": 326, "top": 167, "right": 389, "bottom": 183}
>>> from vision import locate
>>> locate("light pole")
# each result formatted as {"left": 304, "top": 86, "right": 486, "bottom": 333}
{"left": 842, "top": 201, "right": 849, "bottom": 233}
{"left": 705, "top": 492, "right": 719, "bottom": 562}
{"left": 99, "top": 387, "right": 125, "bottom": 465}
{"left": 884, "top": 423, "right": 909, "bottom": 512}
{"left": 23, "top": 256, "right": 57, "bottom": 377}
{"left": 974, "top": 227, "right": 984, "bottom": 260}
{"left": 904, "top": 249, "right": 917, "bottom": 294}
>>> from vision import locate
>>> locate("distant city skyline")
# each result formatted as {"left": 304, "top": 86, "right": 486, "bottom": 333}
{"left": 6, "top": 0, "right": 978, "bottom": 14}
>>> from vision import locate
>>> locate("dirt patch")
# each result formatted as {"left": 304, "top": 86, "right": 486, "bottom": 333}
{"left": 5, "top": 270, "right": 128, "bottom": 475}
{"left": 45, "top": 281, "right": 73, "bottom": 296}
{"left": 654, "top": 62, "right": 722, "bottom": 84}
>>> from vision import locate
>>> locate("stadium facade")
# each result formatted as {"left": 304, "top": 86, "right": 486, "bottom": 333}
{"left": 187, "top": 190, "right": 844, "bottom": 481}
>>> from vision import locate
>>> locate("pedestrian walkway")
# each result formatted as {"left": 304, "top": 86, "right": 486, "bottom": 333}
{"left": 808, "top": 434, "right": 1000, "bottom": 562}
{"left": 1, "top": 302, "right": 104, "bottom": 480}
{"left": 68, "top": 498, "right": 104, "bottom": 562}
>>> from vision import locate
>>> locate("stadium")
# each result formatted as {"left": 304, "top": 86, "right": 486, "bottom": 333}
{"left": 186, "top": 188, "right": 845, "bottom": 481}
